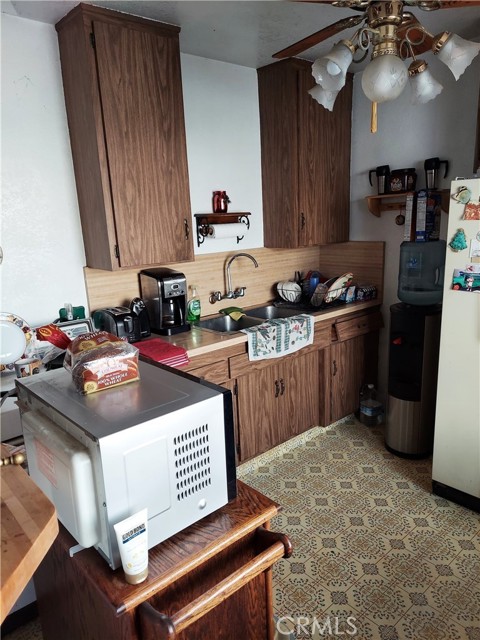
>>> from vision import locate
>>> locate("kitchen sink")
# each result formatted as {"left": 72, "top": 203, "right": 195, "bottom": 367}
{"left": 246, "top": 305, "right": 301, "bottom": 320}
{"left": 196, "top": 315, "right": 264, "bottom": 334}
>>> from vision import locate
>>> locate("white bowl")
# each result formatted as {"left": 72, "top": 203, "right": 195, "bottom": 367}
{"left": 277, "top": 281, "right": 302, "bottom": 303}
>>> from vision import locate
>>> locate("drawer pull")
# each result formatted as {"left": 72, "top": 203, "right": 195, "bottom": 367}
{"left": 274, "top": 379, "right": 280, "bottom": 398}
{"left": 138, "top": 527, "right": 291, "bottom": 639}
{"left": 280, "top": 378, "right": 285, "bottom": 396}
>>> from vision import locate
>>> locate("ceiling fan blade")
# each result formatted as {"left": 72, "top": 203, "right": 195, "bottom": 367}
{"left": 273, "top": 15, "right": 364, "bottom": 59}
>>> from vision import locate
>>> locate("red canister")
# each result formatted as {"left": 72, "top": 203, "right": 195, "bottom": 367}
{"left": 212, "top": 191, "right": 230, "bottom": 213}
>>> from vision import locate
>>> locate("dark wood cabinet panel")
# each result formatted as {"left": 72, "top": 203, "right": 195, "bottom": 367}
{"left": 34, "top": 482, "right": 289, "bottom": 640}
{"left": 327, "top": 331, "right": 379, "bottom": 424}
{"left": 258, "top": 59, "right": 352, "bottom": 249}
{"left": 236, "top": 351, "right": 319, "bottom": 461}
{"left": 56, "top": 5, "right": 193, "bottom": 270}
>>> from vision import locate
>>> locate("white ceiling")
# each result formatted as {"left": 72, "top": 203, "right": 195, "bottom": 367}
{"left": 2, "top": 0, "right": 480, "bottom": 69}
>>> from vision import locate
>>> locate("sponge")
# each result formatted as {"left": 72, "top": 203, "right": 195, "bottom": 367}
{"left": 219, "top": 306, "right": 245, "bottom": 321}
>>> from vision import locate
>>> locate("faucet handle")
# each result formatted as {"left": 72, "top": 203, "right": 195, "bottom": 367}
{"left": 234, "top": 287, "right": 246, "bottom": 298}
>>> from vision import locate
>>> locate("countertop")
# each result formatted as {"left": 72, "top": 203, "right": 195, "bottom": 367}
{"left": 0, "top": 444, "right": 58, "bottom": 623}
{"left": 155, "top": 300, "right": 382, "bottom": 359}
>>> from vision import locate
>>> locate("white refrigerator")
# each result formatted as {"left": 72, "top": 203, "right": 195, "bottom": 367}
{"left": 432, "top": 177, "right": 480, "bottom": 511}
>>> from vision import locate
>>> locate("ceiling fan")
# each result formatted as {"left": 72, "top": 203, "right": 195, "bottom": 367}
{"left": 273, "top": 1, "right": 480, "bottom": 131}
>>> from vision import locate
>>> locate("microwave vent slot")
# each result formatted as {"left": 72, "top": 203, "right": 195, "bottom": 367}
{"left": 174, "top": 424, "right": 212, "bottom": 501}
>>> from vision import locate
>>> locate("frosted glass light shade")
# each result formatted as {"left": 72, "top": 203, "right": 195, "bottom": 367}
{"left": 408, "top": 60, "right": 443, "bottom": 104}
{"left": 435, "top": 32, "right": 480, "bottom": 81}
{"left": 308, "top": 85, "right": 340, "bottom": 111}
{"left": 361, "top": 54, "right": 408, "bottom": 103}
{"left": 312, "top": 42, "right": 353, "bottom": 91}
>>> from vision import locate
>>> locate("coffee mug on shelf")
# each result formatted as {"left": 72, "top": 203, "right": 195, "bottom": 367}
{"left": 369, "top": 165, "right": 390, "bottom": 195}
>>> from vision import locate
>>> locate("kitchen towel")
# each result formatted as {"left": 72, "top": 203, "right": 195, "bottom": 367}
{"left": 242, "top": 315, "right": 314, "bottom": 361}
{"left": 133, "top": 338, "right": 189, "bottom": 368}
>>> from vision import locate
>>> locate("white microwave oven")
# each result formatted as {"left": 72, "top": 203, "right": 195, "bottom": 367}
{"left": 16, "top": 361, "right": 236, "bottom": 570}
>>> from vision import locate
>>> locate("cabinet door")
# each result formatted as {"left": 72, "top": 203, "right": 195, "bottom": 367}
{"left": 297, "top": 68, "right": 352, "bottom": 245}
{"left": 94, "top": 20, "right": 193, "bottom": 267}
{"left": 236, "top": 351, "right": 319, "bottom": 461}
{"left": 258, "top": 59, "right": 351, "bottom": 249}
{"left": 258, "top": 61, "right": 300, "bottom": 249}
{"left": 237, "top": 363, "right": 285, "bottom": 461}
{"left": 329, "top": 333, "right": 378, "bottom": 423}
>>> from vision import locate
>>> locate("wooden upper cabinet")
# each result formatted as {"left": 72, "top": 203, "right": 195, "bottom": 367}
{"left": 56, "top": 4, "right": 193, "bottom": 270}
{"left": 258, "top": 59, "right": 352, "bottom": 249}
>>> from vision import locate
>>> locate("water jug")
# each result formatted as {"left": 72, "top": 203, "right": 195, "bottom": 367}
{"left": 359, "top": 384, "right": 383, "bottom": 426}
{"left": 398, "top": 240, "right": 446, "bottom": 306}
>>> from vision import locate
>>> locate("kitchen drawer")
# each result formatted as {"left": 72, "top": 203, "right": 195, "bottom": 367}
{"left": 334, "top": 310, "right": 383, "bottom": 342}
{"left": 188, "top": 360, "right": 229, "bottom": 384}
{"left": 313, "top": 322, "right": 331, "bottom": 349}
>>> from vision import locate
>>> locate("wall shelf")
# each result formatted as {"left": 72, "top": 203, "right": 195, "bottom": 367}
{"left": 194, "top": 212, "right": 251, "bottom": 247}
{"left": 365, "top": 190, "right": 450, "bottom": 217}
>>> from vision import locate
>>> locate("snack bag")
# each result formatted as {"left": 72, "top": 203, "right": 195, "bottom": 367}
{"left": 65, "top": 331, "right": 140, "bottom": 395}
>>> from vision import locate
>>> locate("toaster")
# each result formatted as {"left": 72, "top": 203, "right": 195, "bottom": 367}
{"left": 92, "top": 307, "right": 141, "bottom": 343}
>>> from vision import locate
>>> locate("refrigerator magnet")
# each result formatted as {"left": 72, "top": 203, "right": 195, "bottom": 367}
{"left": 470, "top": 239, "right": 480, "bottom": 262}
{"left": 452, "top": 185, "right": 472, "bottom": 204}
{"left": 463, "top": 201, "right": 480, "bottom": 220}
{"left": 451, "top": 269, "right": 480, "bottom": 292}
{"left": 449, "top": 228, "right": 468, "bottom": 252}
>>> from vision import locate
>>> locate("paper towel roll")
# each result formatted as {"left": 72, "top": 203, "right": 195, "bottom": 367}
{"left": 208, "top": 223, "right": 247, "bottom": 239}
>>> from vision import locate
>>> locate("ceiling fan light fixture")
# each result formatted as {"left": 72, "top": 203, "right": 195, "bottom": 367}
{"left": 308, "top": 85, "right": 340, "bottom": 112}
{"left": 433, "top": 31, "right": 480, "bottom": 81}
{"left": 408, "top": 59, "right": 443, "bottom": 104}
{"left": 312, "top": 40, "right": 355, "bottom": 91}
{"left": 361, "top": 52, "right": 408, "bottom": 104}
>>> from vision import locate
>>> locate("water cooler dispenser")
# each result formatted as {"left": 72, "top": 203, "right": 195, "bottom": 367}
{"left": 385, "top": 241, "right": 446, "bottom": 457}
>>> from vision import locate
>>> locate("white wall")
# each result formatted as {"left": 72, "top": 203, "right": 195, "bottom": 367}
{"left": 349, "top": 55, "right": 480, "bottom": 394}
{"left": 1, "top": 14, "right": 88, "bottom": 327}
{"left": 181, "top": 54, "right": 264, "bottom": 253}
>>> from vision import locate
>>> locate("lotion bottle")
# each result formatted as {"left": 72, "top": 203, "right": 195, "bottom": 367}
{"left": 187, "top": 285, "right": 201, "bottom": 324}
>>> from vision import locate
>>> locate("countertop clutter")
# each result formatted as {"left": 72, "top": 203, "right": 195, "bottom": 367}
{"left": 157, "top": 298, "right": 382, "bottom": 359}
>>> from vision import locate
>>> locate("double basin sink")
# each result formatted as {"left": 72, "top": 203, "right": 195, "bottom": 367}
{"left": 196, "top": 305, "right": 301, "bottom": 334}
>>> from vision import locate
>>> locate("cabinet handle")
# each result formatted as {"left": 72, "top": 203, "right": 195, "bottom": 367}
{"left": 300, "top": 212, "right": 306, "bottom": 230}
{"left": 274, "top": 379, "right": 280, "bottom": 398}
{"left": 280, "top": 378, "right": 285, "bottom": 396}
{"left": 137, "top": 527, "right": 291, "bottom": 639}
{"left": 332, "top": 359, "right": 337, "bottom": 377}
{"left": 184, "top": 218, "right": 190, "bottom": 240}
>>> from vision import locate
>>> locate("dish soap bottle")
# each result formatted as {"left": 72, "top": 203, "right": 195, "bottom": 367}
{"left": 187, "top": 285, "right": 201, "bottom": 325}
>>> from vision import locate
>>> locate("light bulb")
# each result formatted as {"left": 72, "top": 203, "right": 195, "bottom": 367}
{"left": 434, "top": 32, "right": 480, "bottom": 81}
{"left": 361, "top": 54, "right": 408, "bottom": 103}
{"left": 408, "top": 60, "right": 443, "bottom": 104}
{"left": 308, "top": 85, "right": 339, "bottom": 111}
{"left": 312, "top": 41, "right": 354, "bottom": 92}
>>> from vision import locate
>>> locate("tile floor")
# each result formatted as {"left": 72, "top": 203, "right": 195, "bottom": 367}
{"left": 237, "top": 417, "right": 480, "bottom": 640}
{"left": 5, "top": 417, "right": 480, "bottom": 640}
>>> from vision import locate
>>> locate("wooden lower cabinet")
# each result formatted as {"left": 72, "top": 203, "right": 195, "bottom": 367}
{"left": 236, "top": 351, "right": 319, "bottom": 461}
{"left": 33, "top": 482, "right": 291, "bottom": 640}
{"left": 320, "top": 332, "right": 380, "bottom": 425}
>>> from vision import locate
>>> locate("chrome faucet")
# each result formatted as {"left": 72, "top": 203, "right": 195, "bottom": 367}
{"left": 210, "top": 253, "right": 259, "bottom": 303}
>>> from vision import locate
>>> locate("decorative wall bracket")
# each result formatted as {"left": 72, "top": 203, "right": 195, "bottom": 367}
{"left": 194, "top": 213, "right": 251, "bottom": 247}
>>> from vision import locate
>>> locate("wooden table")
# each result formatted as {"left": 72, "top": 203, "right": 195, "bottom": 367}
{"left": 0, "top": 445, "right": 58, "bottom": 623}
{"left": 34, "top": 481, "right": 291, "bottom": 640}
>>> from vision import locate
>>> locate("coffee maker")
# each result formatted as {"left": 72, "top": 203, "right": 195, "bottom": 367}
{"left": 139, "top": 267, "right": 190, "bottom": 335}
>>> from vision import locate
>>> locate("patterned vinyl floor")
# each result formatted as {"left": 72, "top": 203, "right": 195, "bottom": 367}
{"left": 5, "top": 417, "right": 480, "bottom": 640}
{"left": 237, "top": 417, "right": 480, "bottom": 640}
